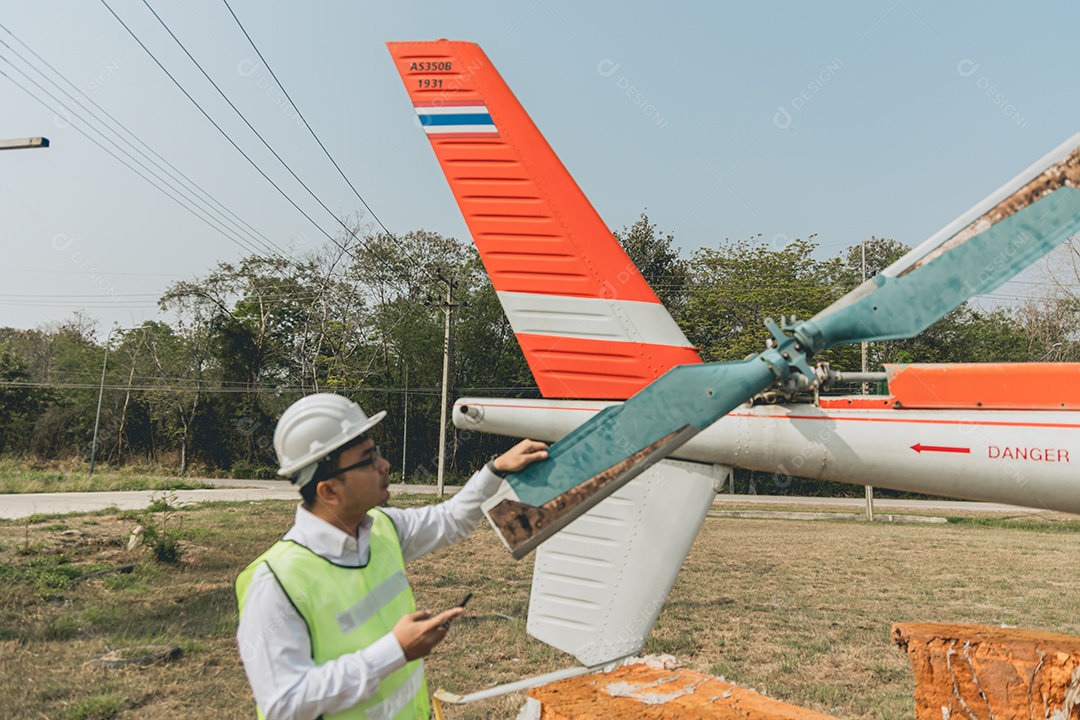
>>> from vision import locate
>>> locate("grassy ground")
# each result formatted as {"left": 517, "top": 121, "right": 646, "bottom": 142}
{"left": 0, "top": 458, "right": 475, "bottom": 494}
{"left": 1, "top": 496, "right": 1077, "bottom": 719}
{"left": 0, "top": 459, "right": 213, "bottom": 494}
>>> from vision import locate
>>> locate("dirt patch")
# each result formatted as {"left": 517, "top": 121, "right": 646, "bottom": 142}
{"left": 528, "top": 663, "right": 841, "bottom": 719}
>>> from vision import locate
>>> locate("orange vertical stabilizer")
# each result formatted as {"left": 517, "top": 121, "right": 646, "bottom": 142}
{"left": 387, "top": 41, "right": 700, "bottom": 399}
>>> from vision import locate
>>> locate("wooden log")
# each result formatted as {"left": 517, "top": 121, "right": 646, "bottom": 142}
{"left": 893, "top": 622, "right": 1080, "bottom": 720}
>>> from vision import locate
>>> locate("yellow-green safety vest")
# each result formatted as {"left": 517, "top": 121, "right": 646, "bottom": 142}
{"left": 236, "top": 509, "right": 430, "bottom": 720}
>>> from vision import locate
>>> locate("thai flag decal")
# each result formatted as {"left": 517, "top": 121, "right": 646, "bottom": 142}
{"left": 414, "top": 103, "right": 499, "bottom": 137}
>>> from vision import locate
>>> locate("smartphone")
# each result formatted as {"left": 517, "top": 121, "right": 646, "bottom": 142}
{"left": 440, "top": 593, "right": 472, "bottom": 629}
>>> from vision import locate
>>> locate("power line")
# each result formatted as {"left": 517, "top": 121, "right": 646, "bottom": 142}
{"left": 0, "top": 290, "right": 324, "bottom": 300}
{"left": 0, "top": 64, "right": 272, "bottom": 259}
{"left": 0, "top": 293, "right": 167, "bottom": 298}
{"left": 0, "top": 379, "right": 538, "bottom": 395}
{"left": 0, "top": 55, "right": 270, "bottom": 257}
{"left": 133, "top": 0, "right": 386, "bottom": 260}
{"left": 103, "top": 0, "right": 483, "bottom": 356}
{"left": 138, "top": 0, "right": 345, "bottom": 229}
{"left": 0, "top": 268, "right": 190, "bottom": 277}
{"left": 145, "top": 0, "right": 451, "bottom": 303}
{"left": 220, "top": 0, "right": 391, "bottom": 237}
{"left": 0, "top": 22, "right": 282, "bottom": 259}
{"left": 99, "top": 0, "right": 336, "bottom": 251}
{"left": 0, "top": 300, "right": 158, "bottom": 308}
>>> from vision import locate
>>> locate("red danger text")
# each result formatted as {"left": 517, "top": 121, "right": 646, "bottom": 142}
{"left": 988, "top": 446, "right": 1070, "bottom": 462}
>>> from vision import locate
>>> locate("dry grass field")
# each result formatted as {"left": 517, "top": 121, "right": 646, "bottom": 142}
{"left": 0, "top": 459, "right": 213, "bottom": 494}
{"left": 1, "top": 495, "right": 1078, "bottom": 720}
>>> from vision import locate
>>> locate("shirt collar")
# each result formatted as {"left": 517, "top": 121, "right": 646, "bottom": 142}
{"left": 283, "top": 503, "right": 374, "bottom": 564}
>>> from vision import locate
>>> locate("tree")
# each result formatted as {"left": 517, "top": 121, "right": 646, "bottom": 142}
{"left": 1, "top": 316, "right": 105, "bottom": 460}
{"left": 161, "top": 255, "right": 312, "bottom": 470}
{"left": 826, "top": 237, "right": 909, "bottom": 372}
{"left": 829, "top": 236, "right": 908, "bottom": 292}
{"left": 614, "top": 211, "right": 690, "bottom": 315}
{"left": 1015, "top": 295, "right": 1080, "bottom": 362}
{"left": 0, "top": 343, "right": 50, "bottom": 455}
{"left": 681, "top": 235, "right": 843, "bottom": 363}
{"left": 1013, "top": 237, "right": 1080, "bottom": 361}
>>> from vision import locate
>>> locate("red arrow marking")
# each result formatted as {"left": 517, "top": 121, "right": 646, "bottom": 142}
{"left": 911, "top": 443, "right": 971, "bottom": 454}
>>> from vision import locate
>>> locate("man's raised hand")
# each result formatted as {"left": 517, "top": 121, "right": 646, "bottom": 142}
{"left": 491, "top": 439, "right": 549, "bottom": 475}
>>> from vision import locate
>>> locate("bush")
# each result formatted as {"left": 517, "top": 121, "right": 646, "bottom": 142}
{"left": 134, "top": 494, "right": 183, "bottom": 563}
{"left": 230, "top": 460, "right": 277, "bottom": 480}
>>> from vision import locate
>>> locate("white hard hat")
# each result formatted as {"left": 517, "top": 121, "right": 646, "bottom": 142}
{"left": 274, "top": 393, "right": 386, "bottom": 488}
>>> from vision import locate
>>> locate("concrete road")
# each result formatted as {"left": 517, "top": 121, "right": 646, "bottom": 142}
{"left": 0, "top": 483, "right": 463, "bottom": 520}
{"left": 0, "top": 488, "right": 296, "bottom": 519}
{"left": 711, "top": 494, "right": 1043, "bottom": 513}
{"left": 0, "top": 480, "right": 1041, "bottom": 520}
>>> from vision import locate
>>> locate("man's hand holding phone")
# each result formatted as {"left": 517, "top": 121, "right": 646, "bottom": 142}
{"left": 392, "top": 593, "right": 473, "bottom": 661}
{"left": 440, "top": 592, "right": 472, "bottom": 630}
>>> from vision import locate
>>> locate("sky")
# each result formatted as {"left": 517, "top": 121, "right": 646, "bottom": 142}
{"left": 2, "top": 1, "right": 1079, "bottom": 334}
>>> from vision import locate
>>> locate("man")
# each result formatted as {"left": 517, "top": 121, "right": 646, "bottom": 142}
{"left": 235, "top": 393, "right": 548, "bottom": 720}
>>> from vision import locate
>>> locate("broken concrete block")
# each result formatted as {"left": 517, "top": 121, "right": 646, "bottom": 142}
{"left": 526, "top": 663, "right": 840, "bottom": 719}
{"left": 893, "top": 622, "right": 1080, "bottom": 720}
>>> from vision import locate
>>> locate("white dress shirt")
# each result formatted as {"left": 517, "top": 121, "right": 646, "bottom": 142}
{"left": 236, "top": 466, "right": 503, "bottom": 720}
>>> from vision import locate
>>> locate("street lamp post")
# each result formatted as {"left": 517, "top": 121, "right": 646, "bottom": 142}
{"left": 89, "top": 326, "right": 139, "bottom": 476}
{"left": 0, "top": 137, "right": 49, "bottom": 151}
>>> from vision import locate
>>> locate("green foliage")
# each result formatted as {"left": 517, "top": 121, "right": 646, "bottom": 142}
{"left": 830, "top": 236, "right": 908, "bottom": 291}
{"left": 2, "top": 220, "right": 1074, "bottom": 481}
{"left": 1, "top": 323, "right": 94, "bottom": 458}
{"left": 944, "top": 515, "right": 1080, "bottom": 532}
{"left": 64, "top": 694, "right": 125, "bottom": 720}
{"left": 0, "top": 553, "right": 84, "bottom": 599}
{"left": 682, "top": 235, "right": 843, "bottom": 363}
{"left": 876, "top": 306, "right": 1035, "bottom": 366}
{"left": 614, "top": 211, "right": 691, "bottom": 314}
{"left": 0, "top": 343, "right": 51, "bottom": 454}
{"left": 229, "top": 460, "right": 277, "bottom": 480}
{"left": 0, "top": 462, "right": 213, "bottom": 494}
{"left": 134, "top": 495, "right": 183, "bottom": 563}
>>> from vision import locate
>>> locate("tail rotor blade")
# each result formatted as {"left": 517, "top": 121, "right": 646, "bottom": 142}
{"left": 797, "top": 135, "right": 1080, "bottom": 353}
{"left": 484, "top": 358, "right": 777, "bottom": 557}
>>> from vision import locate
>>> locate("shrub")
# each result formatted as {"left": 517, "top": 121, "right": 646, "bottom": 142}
{"left": 133, "top": 493, "right": 183, "bottom": 563}
{"left": 230, "top": 460, "right": 278, "bottom": 480}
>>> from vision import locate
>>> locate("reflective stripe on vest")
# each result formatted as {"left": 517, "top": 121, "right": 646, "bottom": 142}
{"left": 236, "top": 509, "right": 430, "bottom": 720}
{"left": 337, "top": 569, "right": 409, "bottom": 635}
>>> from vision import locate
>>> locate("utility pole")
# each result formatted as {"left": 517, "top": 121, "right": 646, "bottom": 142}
{"left": 90, "top": 325, "right": 140, "bottom": 476}
{"left": 861, "top": 239, "right": 875, "bottom": 522}
{"left": 401, "top": 363, "right": 408, "bottom": 482}
{"left": 861, "top": 240, "right": 868, "bottom": 388}
{"left": 427, "top": 272, "right": 461, "bottom": 497}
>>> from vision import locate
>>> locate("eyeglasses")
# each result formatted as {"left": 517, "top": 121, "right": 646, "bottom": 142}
{"left": 323, "top": 445, "right": 382, "bottom": 481}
